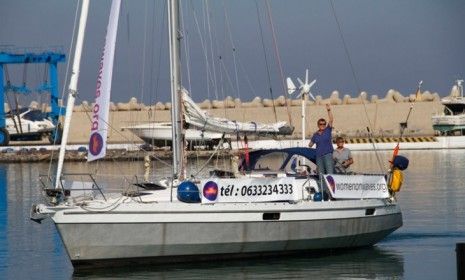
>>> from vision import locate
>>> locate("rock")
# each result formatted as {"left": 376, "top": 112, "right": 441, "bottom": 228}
{"left": 224, "top": 96, "right": 235, "bottom": 108}
{"left": 212, "top": 100, "right": 225, "bottom": 109}
{"left": 155, "top": 102, "right": 166, "bottom": 110}
{"left": 242, "top": 96, "right": 263, "bottom": 108}
{"left": 117, "top": 102, "right": 130, "bottom": 111}
{"left": 273, "top": 95, "right": 286, "bottom": 106}
{"left": 128, "top": 97, "right": 142, "bottom": 110}
{"left": 262, "top": 98, "right": 273, "bottom": 107}
{"left": 382, "top": 89, "right": 397, "bottom": 103}
{"left": 234, "top": 98, "right": 242, "bottom": 108}
{"left": 165, "top": 102, "right": 172, "bottom": 110}
{"left": 199, "top": 99, "right": 211, "bottom": 109}
{"left": 329, "top": 91, "right": 342, "bottom": 105}
{"left": 110, "top": 102, "right": 117, "bottom": 111}
{"left": 342, "top": 94, "right": 362, "bottom": 104}
{"left": 421, "top": 91, "right": 434, "bottom": 102}
{"left": 392, "top": 90, "right": 406, "bottom": 102}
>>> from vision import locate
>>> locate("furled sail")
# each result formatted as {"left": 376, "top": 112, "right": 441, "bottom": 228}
{"left": 182, "top": 90, "right": 294, "bottom": 136}
{"left": 88, "top": 0, "right": 121, "bottom": 161}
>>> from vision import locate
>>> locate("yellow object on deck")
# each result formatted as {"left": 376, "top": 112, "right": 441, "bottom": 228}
{"left": 389, "top": 169, "right": 403, "bottom": 192}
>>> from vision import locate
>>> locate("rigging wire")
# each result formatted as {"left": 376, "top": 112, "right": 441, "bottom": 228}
{"left": 140, "top": 0, "right": 149, "bottom": 106}
{"left": 223, "top": 1, "right": 241, "bottom": 101}
{"left": 205, "top": 0, "right": 219, "bottom": 100}
{"left": 179, "top": 1, "right": 193, "bottom": 93}
{"left": 328, "top": 0, "right": 385, "bottom": 173}
{"left": 47, "top": 0, "right": 81, "bottom": 177}
{"left": 264, "top": 0, "right": 293, "bottom": 127}
{"left": 254, "top": 0, "right": 278, "bottom": 123}
{"left": 190, "top": 0, "right": 217, "bottom": 100}
{"left": 152, "top": 0, "right": 166, "bottom": 117}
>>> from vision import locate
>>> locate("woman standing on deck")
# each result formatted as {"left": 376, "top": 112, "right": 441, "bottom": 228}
{"left": 309, "top": 104, "right": 334, "bottom": 175}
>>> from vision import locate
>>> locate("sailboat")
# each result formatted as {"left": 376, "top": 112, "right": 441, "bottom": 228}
{"left": 31, "top": 0, "right": 404, "bottom": 267}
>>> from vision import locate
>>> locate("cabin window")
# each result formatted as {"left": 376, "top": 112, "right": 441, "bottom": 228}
{"left": 23, "top": 110, "right": 47, "bottom": 121}
{"left": 365, "top": 208, "right": 375, "bottom": 216}
{"left": 255, "top": 152, "right": 287, "bottom": 171}
{"left": 284, "top": 155, "right": 317, "bottom": 174}
{"left": 263, "top": 212, "right": 280, "bottom": 220}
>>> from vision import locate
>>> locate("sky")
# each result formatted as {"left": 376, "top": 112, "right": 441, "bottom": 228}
{"left": 1, "top": 0, "right": 465, "bottom": 104}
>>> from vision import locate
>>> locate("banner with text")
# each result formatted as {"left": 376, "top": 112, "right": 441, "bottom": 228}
{"left": 324, "top": 174, "right": 389, "bottom": 199}
{"left": 200, "top": 177, "right": 301, "bottom": 204}
{"left": 88, "top": 0, "right": 121, "bottom": 161}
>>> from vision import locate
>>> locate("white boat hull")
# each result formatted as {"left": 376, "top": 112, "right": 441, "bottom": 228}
{"left": 231, "top": 137, "right": 465, "bottom": 151}
{"left": 50, "top": 200, "right": 402, "bottom": 266}
{"left": 125, "top": 122, "right": 227, "bottom": 147}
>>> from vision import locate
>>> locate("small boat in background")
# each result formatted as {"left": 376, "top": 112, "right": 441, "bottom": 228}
{"left": 432, "top": 79, "right": 465, "bottom": 136}
{"left": 124, "top": 122, "right": 228, "bottom": 149}
{"left": 5, "top": 108, "right": 55, "bottom": 142}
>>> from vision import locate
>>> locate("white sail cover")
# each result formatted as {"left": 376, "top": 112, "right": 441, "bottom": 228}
{"left": 88, "top": 0, "right": 121, "bottom": 161}
{"left": 182, "top": 91, "right": 294, "bottom": 135}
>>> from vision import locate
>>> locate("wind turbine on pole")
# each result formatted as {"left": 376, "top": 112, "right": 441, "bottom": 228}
{"left": 286, "top": 69, "right": 316, "bottom": 147}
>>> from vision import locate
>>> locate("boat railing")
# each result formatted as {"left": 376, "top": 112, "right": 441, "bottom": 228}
{"left": 39, "top": 173, "right": 107, "bottom": 202}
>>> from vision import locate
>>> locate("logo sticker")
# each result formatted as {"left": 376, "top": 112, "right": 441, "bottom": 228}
{"left": 203, "top": 181, "right": 218, "bottom": 201}
{"left": 326, "top": 175, "right": 336, "bottom": 193}
{"left": 89, "top": 133, "right": 104, "bottom": 156}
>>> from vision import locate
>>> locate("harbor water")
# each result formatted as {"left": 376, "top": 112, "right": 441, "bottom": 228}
{"left": 0, "top": 150, "right": 464, "bottom": 279}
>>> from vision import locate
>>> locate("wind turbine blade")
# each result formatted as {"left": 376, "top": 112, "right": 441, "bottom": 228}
{"left": 305, "top": 69, "right": 309, "bottom": 84}
{"left": 286, "top": 78, "right": 296, "bottom": 95}
{"left": 308, "top": 79, "right": 316, "bottom": 89}
{"left": 297, "top": 78, "right": 304, "bottom": 87}
{"left": 309, "top": 93, "right": 316, "bottom": 101}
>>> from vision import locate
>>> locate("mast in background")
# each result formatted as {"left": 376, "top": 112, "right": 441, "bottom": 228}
{"left": 55, "top": 0, "right": 90, "bottom": 189}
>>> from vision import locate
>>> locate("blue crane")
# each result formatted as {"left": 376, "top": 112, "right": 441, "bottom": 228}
{"left": 0, "top": 51, "right": 66, "bottom": 146}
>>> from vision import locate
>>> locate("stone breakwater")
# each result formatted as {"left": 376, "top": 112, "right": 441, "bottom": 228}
{"left": 7, "top": 89, "right": 447, "bottom": 144}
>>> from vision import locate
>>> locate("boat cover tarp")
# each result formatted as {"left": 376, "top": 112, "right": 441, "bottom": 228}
{"left": 182, "top": 91, "right": 294, "bottom": 136}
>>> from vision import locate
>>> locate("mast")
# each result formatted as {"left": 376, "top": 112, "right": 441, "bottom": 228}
{"left": 168, "top": 0, "right": 184, "bottom": 180}
{"left": 55, "top": 0, "right": 90, "bottom": 189}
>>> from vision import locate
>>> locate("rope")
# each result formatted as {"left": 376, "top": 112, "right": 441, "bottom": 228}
{"left": 254, "top": 0, "right": 278, "bottom": 123}
{"left": 192, "top": 135, "right": 226, "bottom": 177}
{"left": 329, "top": 0, "right": 385, "bottom": 173}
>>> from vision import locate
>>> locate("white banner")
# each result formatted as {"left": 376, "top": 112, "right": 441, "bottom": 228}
{"left": 88, "top": 0, "right": 121, "bottom": 161}
{"left": 200, "top": 178, "right": 301, "bottom": 204}
{"left": 324, "top": 174, "right": 389, "bottom": 199}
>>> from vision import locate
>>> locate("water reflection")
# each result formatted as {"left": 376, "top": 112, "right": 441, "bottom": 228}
{"left": 73, "top": 247, "right": 404, "bottom": 280}
{"left": 2, "top": 150, "right": 465, "bottom": 279}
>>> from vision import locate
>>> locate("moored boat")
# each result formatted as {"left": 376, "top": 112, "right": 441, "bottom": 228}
{"left": 30, "top": 0, "right": 405, "bottom": 268}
